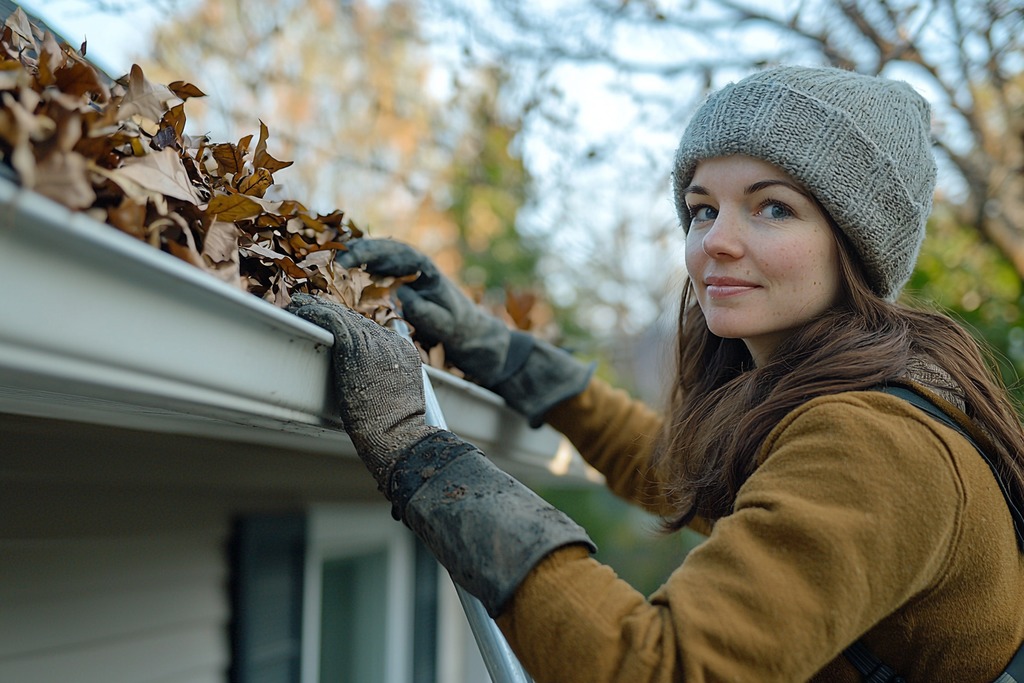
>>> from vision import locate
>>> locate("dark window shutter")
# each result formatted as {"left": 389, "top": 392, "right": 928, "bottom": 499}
{"left": 412, "top": 538, "right": 439, "bottom": 683}
{"left": 230, "top": 514, "right": 307, "bottom": 683}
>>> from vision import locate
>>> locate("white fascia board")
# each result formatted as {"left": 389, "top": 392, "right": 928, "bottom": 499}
{"left": 0, "top": 179, "right": 568, "bottom": 476}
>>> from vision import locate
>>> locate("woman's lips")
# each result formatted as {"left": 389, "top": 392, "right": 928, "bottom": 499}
{"left": 704, "top": 276, "right": 759, "bottom": 298}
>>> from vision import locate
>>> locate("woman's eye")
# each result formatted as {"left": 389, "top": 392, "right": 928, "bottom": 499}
{"left": 759, "top": 201, "right": 793, "bottom": 219}
{"left": 689, "top": 205, "right": 718, "bottom": 222}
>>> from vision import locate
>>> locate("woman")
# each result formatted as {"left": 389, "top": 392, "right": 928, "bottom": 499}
{"left": 288, "top": 66, "right": 1024, "bottom": 681}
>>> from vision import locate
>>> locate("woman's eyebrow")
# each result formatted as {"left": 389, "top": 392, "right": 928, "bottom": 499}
{"left": 683, "top": 179, "right": 812, "bottom": 198}
{"left": 745, "top": 179, "right": 812, "bottom": 198}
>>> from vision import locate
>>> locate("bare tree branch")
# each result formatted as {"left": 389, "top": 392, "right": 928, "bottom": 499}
{"left": 427, "top": 0, "right": 1024, "bottom": 339}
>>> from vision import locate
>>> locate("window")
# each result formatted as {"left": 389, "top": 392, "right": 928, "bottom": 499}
{"left": 302, "top": 505, "right": 417, "bottom": 683}
{"left": 232, "top": 506, "right": 489, "bottom": 683}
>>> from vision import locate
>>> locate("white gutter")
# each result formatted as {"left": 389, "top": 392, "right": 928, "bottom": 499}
{"left": 0, "top": 178, "right": 575, "bottom": 476}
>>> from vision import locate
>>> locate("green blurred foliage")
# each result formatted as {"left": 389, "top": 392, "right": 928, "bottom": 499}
{"left": 538, "top": 484, "right": 704, "bottom": 596}
{"left": 448, "top": 104, "right": 538, "bottom": 293}
{"left": 444, "top": 89, "right": 597, "bottom": 350}
{"left": 907, "top": 207, "right": 1024, "bottom": 398}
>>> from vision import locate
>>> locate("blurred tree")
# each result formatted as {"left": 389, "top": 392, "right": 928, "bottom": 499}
{"left": 910, "top": 205, "right": 1024, "bottom": 395}
{"left": 432, "top": 0, "right": 1024, "bottom": 346}
{"left": 443, "top": 75, "right": 561, "bottom": 337}
{"left": 144, "top": 0, "right": 554, "bottom": 333}
{"left": 148, "top": 0, "right": 451, "bottom": 243}
{"left": 431, "top": 0, "right": 1024, "bottom": 586}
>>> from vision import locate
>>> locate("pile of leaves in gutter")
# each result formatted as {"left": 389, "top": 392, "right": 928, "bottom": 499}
{"left": 0, "top": 8, "right": 410, "bottom": 326}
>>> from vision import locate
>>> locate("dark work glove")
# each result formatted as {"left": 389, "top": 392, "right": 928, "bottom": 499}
{"left": 336, "top": 238, "right": 522, "bottom": 387}
{"left": 337, "top": 238, "right": 594, "bottom": 426}
{"left": 288, "top": 292, "right": 596, "bottom": 616}
{"left": 286, "top": 293, "right": 437, "bottom": 488}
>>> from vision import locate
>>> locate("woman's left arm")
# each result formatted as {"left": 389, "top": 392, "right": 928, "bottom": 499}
{"left": 497, "top": 392, "right": 966, "bottom": 682}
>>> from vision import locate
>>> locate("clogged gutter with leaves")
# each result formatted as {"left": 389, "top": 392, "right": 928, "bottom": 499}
{"left": 0, "top": 7, "right": 411, "bottom": 327}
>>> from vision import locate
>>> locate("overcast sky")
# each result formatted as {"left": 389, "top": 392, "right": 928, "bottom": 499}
{"left": 18, "top": 0, "right": 170, "bottom": 75}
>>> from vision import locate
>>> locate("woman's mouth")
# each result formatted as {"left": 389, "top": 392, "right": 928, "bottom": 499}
{"left": 704, "top": 276, "right": 759, "bottom": 298}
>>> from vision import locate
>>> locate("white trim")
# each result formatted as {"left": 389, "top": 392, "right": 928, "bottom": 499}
{"left": 301, "top": 504, "right": 414, "bottom": 683}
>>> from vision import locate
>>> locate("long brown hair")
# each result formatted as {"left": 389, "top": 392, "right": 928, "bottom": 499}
{"left": 656, "top": 227, "right": 1024, "bottom": 534}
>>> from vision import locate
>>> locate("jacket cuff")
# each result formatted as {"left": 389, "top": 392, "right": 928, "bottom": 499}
{"left": 387, "top": 430, "right": 477, "bottom": 520}
{"left": 403, "top": 449, "right": 596, "bottom": 616}
{"left": 492, "top": 334, "right": 596, "bottom": 427}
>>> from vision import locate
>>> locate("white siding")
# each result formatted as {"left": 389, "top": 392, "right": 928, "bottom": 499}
{"left": 0, "top": 507, "right": 232, "bottom": 683}
{"left": 0, "top": 411, "right": 378, "bottom": 683}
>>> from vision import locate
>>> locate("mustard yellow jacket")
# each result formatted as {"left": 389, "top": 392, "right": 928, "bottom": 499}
{"left": 497, "top": 378, "right": 1024, "bottom": 682}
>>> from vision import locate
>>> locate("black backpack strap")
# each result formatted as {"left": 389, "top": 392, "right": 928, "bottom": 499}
{"left": 995, "top": 638, "right": 1024, "bottom": 682}
{"left": 844, "top": 640, "right": 906, "bottom": 683}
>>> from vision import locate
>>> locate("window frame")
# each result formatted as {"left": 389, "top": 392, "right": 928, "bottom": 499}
{"left": 301, "top": 504, "right": 415, "bottom": 683}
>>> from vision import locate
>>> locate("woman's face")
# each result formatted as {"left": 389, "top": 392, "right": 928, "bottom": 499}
{"left": 683, "top": 155, "right": 842, "bottom": 366}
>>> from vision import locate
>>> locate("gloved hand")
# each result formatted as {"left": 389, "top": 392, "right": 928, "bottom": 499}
{"left": 337, "top": 238, "right": 595, "bottom": 426}
{"left": 336, "top": 238, "right": 522, "bottom": 387}
{"left": 286, "top": 293, "right": 437, "bottom": 489}
{"left": 288, "top": 291, "right": 596, "bottom": 617}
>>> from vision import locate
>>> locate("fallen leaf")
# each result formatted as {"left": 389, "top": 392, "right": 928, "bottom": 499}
{"left": 4, "top": 8, "right": 37, "bottom": 53}
{"left": 54, "top": 58, "right": 109, "bottom": 101}
{"left": 118, "top": 63, "right": 182, "bottom": 123}
{"left": 505, "top": 289, "right": 537, "bottom": 331}
{"left": 115, "top": 147, "right": 200, "bottom": 203}
{"left": 36, "top": 31, "right": 62, "bottom": 87}
{"left": 0, "top": 8, "right": 410, "bottom": 339}
{"left": 210, "top": 142, "right": 243, "bottom": 176}
{"left": 207, "top": 193, "right": 262, "bottom": 221}
{"left": 34, "top": 150, "right": 95, "bottom": 209}
{"left": 168, "top": 80, "right": 205, "bottom": 100}
{"left": 253, "top": 119, "right": 293, "bottom": 173}
{"left": 107, "top": 195, "right": 147, "bottom": 238}
{"left": 202, "top": 220, "right": 240, "bottom": 263}
{"left": 236, "top": 167, "right": 272, "bottom": 197}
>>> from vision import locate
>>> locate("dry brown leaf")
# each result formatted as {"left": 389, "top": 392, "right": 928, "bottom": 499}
{"left": 118, "top": 64, "right": 182, "bottom": 123}
{"left": 161, "top": 103, "right": 186, "bottom": 143}
{"left": 4, "top": 8, "right": 37, "bottom": 54}
{"left": 209, "top": 142, "right": 243, "bottom": 176}
{"left": 34, "top": 150, "right": 95, "bottom": 208}
{"left": 115, "top": 147, "right": 200, "bottom": 203}
{"left": 207, "top": 193, "right": 262, "bottom": 222}
{"left": 55, "top": 58, "right": 108, "bottom": 101}
{"left": 505, "top": 289, "right": 537, "bottom": 331}
{"left": 200, "top": 220, "right": 241, "bottom": 284}
{"left": 203, "top": 220, "right": 240, "bottom": 263}
{"left": 0, "top": 9, "right": 409, "bottom": 334}
{"left": 36, "top": 31, "right": 62, "bottom": 87}
{"left": 236, "top": 167, "right": 272, "bottom": 197}
{"left": 107, "top": 195, "right": 147, "bottom": 238}
{"left": 253, "top": 119, "right": 293, "bottom": 173}
{"left": 167, "top": 80, "right": 205, "bottom": 100}
{"left": 239, "top": 239, "right": 288, "bottom": 262}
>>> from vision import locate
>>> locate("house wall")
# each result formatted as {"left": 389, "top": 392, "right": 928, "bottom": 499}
{"left": 0, "top": 413, "right": 377, "bottom": 683}
{"left": 1, "top": 484, "right": 234, "bottom": 683}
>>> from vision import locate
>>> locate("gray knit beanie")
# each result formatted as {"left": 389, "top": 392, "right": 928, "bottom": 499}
{"left": 673, "top": 65, "right": 936, "bottom": 301}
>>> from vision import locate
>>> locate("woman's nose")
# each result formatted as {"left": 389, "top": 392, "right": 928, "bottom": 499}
{"left": 701, "top": 212, "right": 744, "bottom": 259}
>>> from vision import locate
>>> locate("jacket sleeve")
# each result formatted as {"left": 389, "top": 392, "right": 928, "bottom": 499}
{"left": 543, "top": 376, "right": 673, "bottom": 514}
{"left": 497, "top": 393, "right": 967, "bottom": 683}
